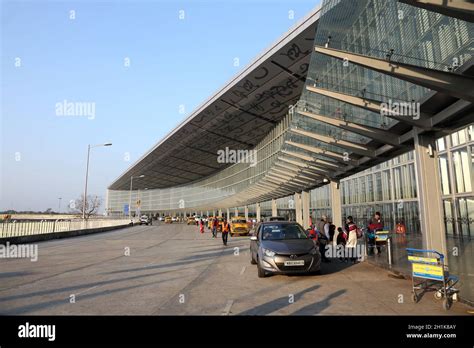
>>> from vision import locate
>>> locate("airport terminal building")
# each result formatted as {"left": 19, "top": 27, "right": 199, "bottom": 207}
{"left": 107, "top": 0, "right": 474, "bottom": 303}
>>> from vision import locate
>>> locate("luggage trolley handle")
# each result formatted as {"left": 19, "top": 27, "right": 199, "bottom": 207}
{"left": 406, "top": 248, "right": 445, "bottom": 262}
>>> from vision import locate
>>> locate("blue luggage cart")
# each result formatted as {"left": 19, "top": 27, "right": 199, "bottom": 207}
{"left": 406, "top": 248, "right": 459, "bottom": 310}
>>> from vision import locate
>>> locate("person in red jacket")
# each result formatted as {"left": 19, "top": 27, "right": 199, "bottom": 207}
{"left": 368, "top": 211, "right": 384, "bottom": 254}
{"left": 199, "top": 218, "right": 204, "bottom": 234}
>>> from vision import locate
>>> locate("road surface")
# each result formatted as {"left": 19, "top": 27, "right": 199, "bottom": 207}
{"left": 0, "top": 223, "right": 469, "bottom": 315}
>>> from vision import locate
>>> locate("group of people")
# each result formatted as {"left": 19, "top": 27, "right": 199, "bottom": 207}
{"left": 308, "top": 212, "right": 384, "bottom": 263}
{"left": 198, "top": 217, "right": 231, "bottom": 246}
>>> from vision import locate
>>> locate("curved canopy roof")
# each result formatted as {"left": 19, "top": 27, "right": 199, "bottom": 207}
{"left": 108, "top": 7, "right": 321, "bottom": 191}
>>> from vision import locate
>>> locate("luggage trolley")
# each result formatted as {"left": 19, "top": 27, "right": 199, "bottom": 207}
{"left": 406, "top": 248, "right": 459, "bottom": 310}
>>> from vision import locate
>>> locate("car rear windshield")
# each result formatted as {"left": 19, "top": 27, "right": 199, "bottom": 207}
{"left": 233, "top": 219, "right": 246, "bottom": 223}
{"left": 262, "top": 224, "right": 308, "bottom": 240}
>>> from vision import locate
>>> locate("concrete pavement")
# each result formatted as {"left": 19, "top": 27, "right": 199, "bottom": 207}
{"left": 0, "top": 223, "right": 470, "bottom": 315}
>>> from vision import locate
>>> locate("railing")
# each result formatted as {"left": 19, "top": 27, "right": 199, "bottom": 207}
{"left": 0, "top": 219, "right": 131, "bottom": 239}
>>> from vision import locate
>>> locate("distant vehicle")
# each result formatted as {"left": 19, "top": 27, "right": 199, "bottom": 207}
{"left": 171, "top": 216, "right": 178, "bottom": 222}
{"left": 158, "top": 216, "right": 164, "bottom": 222}
{"left": 187, "top": 217, "right": 195, "bottom": 225}
{"left": 230, "top": 216, "right": 250, "bottom": 237}
{"left": 250, "top": 221, "right": 321, "bottom": 278}
{"left": 267, "top": 216, "right": 286, "bottom": 222}
{"left": 194, "top": 216, "right": 201, "bottom": 223}
{"left": 139, "top": 215, "right": 150, "bottom": 225}
{"left": 165, "top": 216, "right": 172, "bottom": 224}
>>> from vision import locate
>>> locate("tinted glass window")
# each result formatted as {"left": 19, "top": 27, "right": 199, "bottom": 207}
{"left": 262, "top": 224, "right": 308, "bottom": 240}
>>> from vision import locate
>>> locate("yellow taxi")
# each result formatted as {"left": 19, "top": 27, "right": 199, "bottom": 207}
{"left": 187, "top": 216, "right": 196, "bottom": 225}
{"left": 165, "top": 216, "right": 172, "bottom": 224}
{"left": 230, "top": 216, "right": 250, "bottom": 237}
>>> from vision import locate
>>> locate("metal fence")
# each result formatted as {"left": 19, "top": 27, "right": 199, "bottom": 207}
{"left": 0, "top": 219, "right": 131, "bottom": 239}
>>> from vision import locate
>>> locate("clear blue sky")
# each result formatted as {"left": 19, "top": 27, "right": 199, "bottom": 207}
{"left": 1, "top": 0, "right": 319, "bottom": 212}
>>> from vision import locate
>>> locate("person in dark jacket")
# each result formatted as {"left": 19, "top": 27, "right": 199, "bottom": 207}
{"left": 367, "top": 211, "right": 383, "bottom": 255}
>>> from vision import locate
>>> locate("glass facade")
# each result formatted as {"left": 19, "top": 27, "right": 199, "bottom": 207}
{"left": 107, "top": 0, "right": 474, "bottom": 303}
{"left": 291, "top": 0, "right": 474, "bottom": 304}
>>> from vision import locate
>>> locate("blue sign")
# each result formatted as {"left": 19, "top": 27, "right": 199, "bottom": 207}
{"left": 124, "top": 204, "right": 129, "bottom": 215}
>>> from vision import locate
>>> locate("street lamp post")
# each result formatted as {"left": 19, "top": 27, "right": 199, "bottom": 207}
{"left": 129, "top": 174, "right": 145, "bottom": 219}
{"left": 83, "top": 143, "right": 112, "bottom": 220}
{"left": 58, "top": 197, "right": 62, "bottom": 214}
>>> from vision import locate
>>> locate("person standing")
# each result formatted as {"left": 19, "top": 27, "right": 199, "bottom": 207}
{"left": 317, "top": 215, "right": 327, "bottom": 234}
{"left": 368, "top": 211, "right": 384, "bottom": 254}
{"left": 328, "top": 224, "right": 336, "bottom": 243}
{"left": 345, "top": 216, "right": 358, "bottom": 263}
{"left": 222, "top": 218, "right": 230, "bottom": 246}
{"left": 335, "top": 227, "right": 346, "bottom": 262}
{"left": 318, "top": 220, "right": 330, "bottom": 263}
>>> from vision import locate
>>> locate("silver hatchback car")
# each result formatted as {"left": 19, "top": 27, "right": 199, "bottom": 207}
{"left": 250, "top": 221, "right": 321, "bottom": 277}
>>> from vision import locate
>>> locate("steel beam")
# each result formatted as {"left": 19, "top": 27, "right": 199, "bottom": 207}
{"left": 277, "top": 156, "right": 330, "bottom": 177}
{"left": 315, "top": 46, "right": 474, "bottom": 103}
{"left": 285, "top": 140, "right": 358, "bottom": 165}
{"left": 290, "top": 127, "right": 377, "bottom": 158}
{"left": 281, "top": 149, "right": 340, "bottom": 169}
{"left": 306, "top": 85, "right": 431, "bottom": 128}
{"left": 298, "top": 110, "right": 403, "bottom": 146}
{"left": 399, "top": 0, "right": 474, "bottom": 23}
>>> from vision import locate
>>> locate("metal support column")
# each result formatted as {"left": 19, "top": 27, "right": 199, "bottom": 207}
{"left": 302, "top": 190, "right": 310, "bottom": 229}
{"left": 330, "top": 181, "right": 342, "bottom": 228}
{"left": 271, "top": 199, "right": 278, "bottom": 217}
{"left": 295, "top": 192, "right": 303, "bottom": 226}
{"left": 413, "top": 128, "right": 447, "bottom": 258}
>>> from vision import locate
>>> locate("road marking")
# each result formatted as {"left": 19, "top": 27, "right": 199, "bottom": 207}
{"left": 76, "top": 285, "right": 100, "bottom": 296}
{"left": 222, "top": 300, "right": 234, "bottom": 315}
{"left": 240, "top": 266, "right": 246, "bottom": 275}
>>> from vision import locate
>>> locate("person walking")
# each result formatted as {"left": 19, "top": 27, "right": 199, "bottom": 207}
{"left": 222, "top": 218, "right": 230, "bottom": 246}
{"left": 199, "top": 218, "right": 204, "bottom": 234}
{"left": 345, "top": 216, "right": 358, "bottom": 263}
{"left": 212, "top": 217, "right": 218, "bottom": 238}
